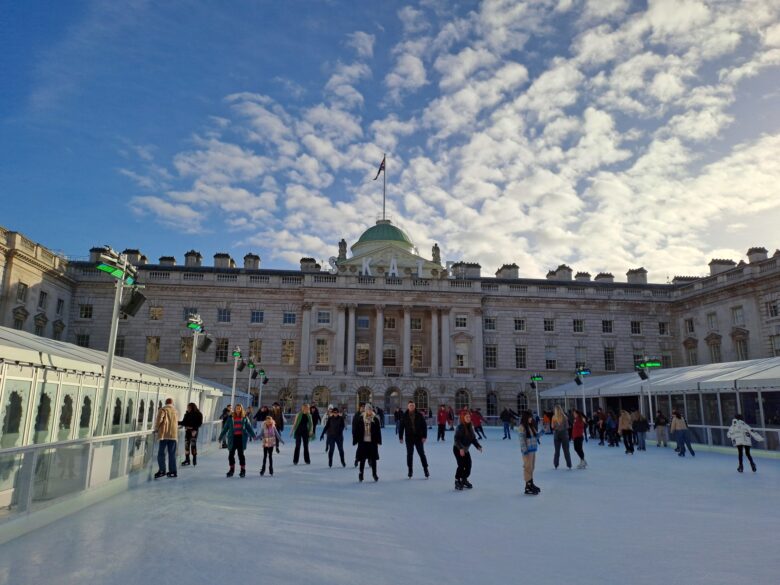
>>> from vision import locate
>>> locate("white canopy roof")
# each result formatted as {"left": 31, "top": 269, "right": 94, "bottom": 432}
{"left": 541, "top": 357, "right": 780, "bottom": 398}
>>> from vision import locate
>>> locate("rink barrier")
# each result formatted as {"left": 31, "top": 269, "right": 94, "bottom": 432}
{"left": 0, "top": 420, "right": 224, "bottom": 545}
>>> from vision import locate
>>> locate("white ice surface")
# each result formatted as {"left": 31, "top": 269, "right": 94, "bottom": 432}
{"left": 0, "top": 427, "right": 778, "bottom": 585}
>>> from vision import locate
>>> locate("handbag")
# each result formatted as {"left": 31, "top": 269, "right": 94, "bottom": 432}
{"left": 526, "top": 438, "right": 538, "bottom": 453}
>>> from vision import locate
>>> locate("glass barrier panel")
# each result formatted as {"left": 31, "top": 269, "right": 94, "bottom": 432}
{"left": 686, "top": 394, "right": 703, "bottom": 424}
{"left": 127, "top": 436, "right": 149, "bottom": 473}
{"left": 110, "top": 391, "right": 125, "bottom": 435}
{"left": 702, "top": 394, "right": 719, "bottom": 425}
{"left": 78, "top": 388, "right": 96, "bottom": 439}
{"left": 764, "top": 430, "right": 779, "bottom": 451}
{"left": 740, "top": 392, "right": 760, "bottom": 426}
{"left": 57, "top": 385, "right": 79, "bottom": 442}
{"left": 31, "top": 445, "right": 90, "bottom": 507}
{"left": 761, "top": 391, "right": 780, "bottom": 429}
{"left": 1, "top": 379, "right": 33, "bottom": 449}
{"left": 671, "top": 394, "right": 685, "bottom": 418}
{"left": 721, "top": 393, "right": 737, "bottom": 424}
{"left": 0, "top": 453, "right": 24, "bottom": 519}
{"left": 32, "top": 382, "right": 59, "bottom": 444}
{"left": 688, "top": 426, "right": 708, "bottom": 444}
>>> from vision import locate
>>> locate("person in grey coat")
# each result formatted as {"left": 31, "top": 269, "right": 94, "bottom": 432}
{"left": 551, "top": 405, "right": 572, "bottom": 469}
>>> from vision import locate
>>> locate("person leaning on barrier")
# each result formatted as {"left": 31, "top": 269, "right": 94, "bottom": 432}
{"left": 179, "top": 403, "right": 203, "bottom": 467}
{"left": 154, "top": 398, "right": 179, "bottom": 479}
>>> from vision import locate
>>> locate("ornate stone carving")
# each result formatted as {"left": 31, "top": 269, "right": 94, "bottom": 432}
{"left": 432, "top": 243, "right": 441, "bottom": 265}
{"left": 338, "top": 239, "right": 347, "bottom": 262}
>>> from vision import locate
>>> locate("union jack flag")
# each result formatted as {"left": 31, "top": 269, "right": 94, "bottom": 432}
{"left": 373, "top": 156, "right": 385, "bottom": 180}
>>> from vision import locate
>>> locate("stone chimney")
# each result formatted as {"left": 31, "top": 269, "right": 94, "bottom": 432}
{"left": 89, "top": 246, "right": 105, "bottom": 263}
{"left": 575, "top": 271, "right": 591, "bottom": 282}
{"left": 159, "top": 256, "right": 176, "bottom": 267}
{"left": 244, "top": 253, "right": 260, "bottom": 270}
{"left": 672, "top": 276, "right": 698, "bottom": 285}
{"left": 300, "top": 257, "right": 320, "bottom": 272}
{"left": 184, "top": 250, "right": 202, "bottom": 267}
{"left": 708, "top": 259, "right": 736, "bottom": 276}
{"left": 594, "top": 272, "right": 614, "bottom": 283}
{"left": 213, "top": 253, "right": 235, "bottom": 269}
{"left": 626, "top": 267, "right": 648, "bottom": 285}
{"left": 495, "top": 263, "right": 519, "bottom": 279}
{"left": 747, "top": 247, "right": 768, "bottom": 263}
{"left": 122, "top": 248, "right": 142, "bottom": 265}
{"left": 451, "top": 262, "right": 481, "bottom": 278}
{"left": 553, "top": 265, "right": 573, "bottom": 281}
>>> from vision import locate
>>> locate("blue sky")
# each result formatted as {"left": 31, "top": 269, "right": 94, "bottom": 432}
{"left": 2, "top": 0, "right": 779, "bottom": 280}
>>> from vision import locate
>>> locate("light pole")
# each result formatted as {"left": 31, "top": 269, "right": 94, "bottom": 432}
{"left": 186, "top": 314, "right": 204, "bottom": 406}
{"left": 637, "top": 357, "right": 661, "bottom": 419}
{"left": 575, "top": 368, "right": 591, "bottom": 414}
{"left": 230, "top": 347, "right": 242, "bottom": 409}
{"left": 257, "top": 368, "right": 266, "bottom": 408}
{"left": 530, "top": 374, "right": 543, "bottom": 416}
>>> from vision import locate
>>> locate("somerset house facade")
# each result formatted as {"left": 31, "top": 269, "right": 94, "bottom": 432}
{"left": 2, "top": 221, "right": 780, "bottom": 418}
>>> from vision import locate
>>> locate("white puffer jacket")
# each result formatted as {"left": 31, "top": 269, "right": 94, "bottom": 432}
{"left": 726, "top": 419, "right": 763, "bottom": 447}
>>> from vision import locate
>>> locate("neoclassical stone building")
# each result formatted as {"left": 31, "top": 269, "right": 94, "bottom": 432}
{"left": 3, "top": 221, "right": 780, "bottom": 417}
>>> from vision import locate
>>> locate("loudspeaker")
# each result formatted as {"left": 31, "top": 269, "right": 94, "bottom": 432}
{"left": 197, "top": 335, "right": 212, "bottom": 352}
{"left": 574, "top": 375, "right": 583, "bottom": 386}
{"left": 237, "top": 360, "right": 246, "bottom": 372}
{"left": 251, "top": 369, "right": 259, "bottom": 379}
{"left": 637, "top": 369, "right": 649, "bottom": 380}
{"left": 120, "top": 289, "right": 146, "bottom": 317}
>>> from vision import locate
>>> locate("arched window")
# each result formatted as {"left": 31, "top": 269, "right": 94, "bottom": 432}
{"left": 455, "top": 389, "right": 471, "bottom": 412}
{"left": 125, "top": 399, "right": 134, "bottom": 426}
{"left": 357, "top": 388, "right": 372, "bottom": 410}
{"left": 278, "top": 389, "right": 294, "bottom": 414}
{"left": 486, "top": 392, "right": 498, "bottom": 418}
{"left": 385, "top": 388, "right": 401, "bottom": 413}
{"left": 312, "top": 387, "right": 330, "bottom": 409}
{"left": 516, "top": 392, "right": 528, "bottom": 413}
{"left": 137, "top": 400, "right": 146, "bottom": 427}
{"left": 1, "top": 381, "right": 29, "bottom": 448}
{"left": 79, "top": 396, "right": 92, "bottom": 438}
{"left": 58, "top": 394, "right": 74, "bottom": 441}
{"left": 413, "top": 388, "right": 429, "bottom": 413}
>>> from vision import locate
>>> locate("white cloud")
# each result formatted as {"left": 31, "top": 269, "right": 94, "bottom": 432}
{"left": 130, "top": 196, "right": 203, "bottom": 233}
{"left": 398, "top": 6, "right": 430, "bottom": 35}
{"left": 346, "top": 31, "right": 375, "bottom": 58}
{"left": 385, "top": 53, "right": 428, "bottom": 101}
{"left": 324, "top": 62, "right": 371, "bottom": 109}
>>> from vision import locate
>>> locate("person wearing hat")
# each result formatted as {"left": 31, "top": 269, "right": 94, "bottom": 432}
{"left": 352, "top": 403, "right": 382, "bottom": 482}
{"left": 320, "top": 406, "right": 347, "bottom": 467}
{"left": 399, "top": 400, "right": 430, "bottom": 479}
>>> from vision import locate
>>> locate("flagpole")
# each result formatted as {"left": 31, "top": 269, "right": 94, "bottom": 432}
{"left": 382, "top": 152, "right": 386, "bottom": 220}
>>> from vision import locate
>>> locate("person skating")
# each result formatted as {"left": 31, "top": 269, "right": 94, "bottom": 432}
{"left": 727, "top": 414, "right": 762, "bottom": 472}
{"left": 219, "top": 404, "right": 232, "bottom": 448}
{"left": 446, "top": 406, "right": 455, "bottom": 431}
{"left": 154, "top": 398, "right": 179, "bottom": 479}
{"left": 398, "top": 400, "right": 429, "bottom": 479}
{"left": 254, "top": 404, "right": 270, "bottom": 431}
{"left": 670, "top": 411, "right": 695, "bottom": 457}
{"left": 436, "top": 405, "right": 448, "bottom": 441}
{"left": 271, "top": 402, "right": 284, "bottom": 453}
{"left": 259, "top": 416, "right": 282, "bottom": 476}
{"left": 654, "top": 410, "right": 669, "bottom": 447}
{"left": 310, "top": 404, "right": 322, "bottom": 438}
{"left": 618, "top": 410, "right": 635, "bottom": 454}
{"left": 290, "top": 404, "right": 314, "bottom": 465}
{"left": 571, "top": 408, "right": 587, "bottom": 469}
{"left": 606, "top": 411, "right": 619, "bottom": 446}
{"left": 218, "top": 404, "right": 256, "bottom": 478}
{"left": 353, "top": 403, "right": 381, "bottom": 482}
{"left": 320, "top": 407, "right": 347, "bottom": 467}
{"left": 551, "top": 405, "right": 572, "bottom": 469}
{"left": 453, "top": 410, "right": 482, "bottom": 490}
{"left": 471, "top": 408, "right": 486, "bottom": 440}
{"left": 352, "top": 403, "right": 365, "bottom": 466}
{"left": 394, "top": 407, "right": 403, "bottom": 436}
{"left": 634, "top": 411, "right": 650, "bottom": 451}
{"left": 179, "top": 402, "right": 203, "bottom": 467}
{"left": 517, "top": 410, "right": 540, "bottom": 495}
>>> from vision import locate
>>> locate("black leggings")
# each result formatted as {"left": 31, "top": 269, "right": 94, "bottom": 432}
{"left": 453, "top": 446, "right": 472, "bottom": 480}
{"left": 437, "top": 424, "right": 446, "bottom": 441}
{"left": 184, "top": 429, "right": 198, "bottom": 456}
{"left": 737, "top": 445, "right": 754, "bottom": 467}
{"left": 262, "top": 447, "right": 274, "bottom": 472}
{"left": 623, "top": 432, "right": 634, "bottom": 453}
{"left": 573, "top": 437, "right": 585, "bottom": 460}
{"left": 294, "top": 434, "right": 310, "bottom": 464}
{"left": 228, "top": 437, "right": 245, "bottom": 468}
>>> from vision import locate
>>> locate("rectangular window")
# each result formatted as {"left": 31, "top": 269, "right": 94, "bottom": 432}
{"left": 16, "top": 282, "right": 28, "bottom": 303}
{"left": 455, "top": 342, "right": 468, "bottom": 367}
{"left": 770, "top": 335, "right": 780, "bottom": 357}
{"left": 281, "top": 340, "right": 296, "bottom": 365}
{"left": 658, "top": 322, "right": 669, "bottom": 336}
{"left": 115, "top": 337, "right": 126, "bottom": 357}
{"left": 543, "top": 318, "right": 555, "bottom": 332}
{"left": 731, "top": 306, "right": 745, "bottom": 326}
{"left": 455, "top": 314, "right": 468, "bottom": 328}
{"left": 515, "top": 346, "right": 527, "bottom": 369}
{"left": 183, "top": 307, "right": 198, "bottom": 321}
{"left": 411, "top": 344, "right": 423, "bottom": 368}
{"left": 56, "top": 298, "right": 65, "bottom": 316}
{"left": 356, "top": 343, "right": 370, "bottom": 366}
{"left": 145, "top": 336, "right": 161, "bottom": 363}
{"left": 181, "top": 337, "right": 193, "bottom": 363}
{"left": 79, "top": 304, "right": 93, "bottom": 319}
{"left": 513, "top": 318, "right": 525, "bottom": 332}
{"left": 709, "top": 343, "right": 721, "bottom": 363}
{"left": 735, "top": 338, "right": 749, "bottom": 361}
{"left": 604, "top": 347, "right": 616, "bottom": 371}
{"left": 249, "top": 339, "right": 262, "bottom": 363}
{"left": 484, "top": 345, "right": 497, "bottom": 369}
{"left": 483, "top": 317, "right": 497, "bottom": 331}
{"left": 633, "top": 353, "right": 644, "bottom": 367}
{"left": 317, "top": 311, "right": 331, "bottom": 325}
{"left": 630, "top": 321, "right": 642, "bottom": 335}
{"left": 545, "top": 346, "right": 557, "bottom": 370}
{"left": 149, "top": 306, "right": 164, "bottom": 321}
{"left": 215, "top": 338, "right": 229, "bottom": 363}
{"left": 34, "top": 324, "right": 44, "bottom": 336}
{"left": 283, "top": 311, "right": 296, "bottom": 325}
{"left": 76, "top": 334, "right": 90, "bottom": 348}
{"left": 316, "top": 338, "right": 330, "bottom": 364}
{"left": 706, "top": 312, "right": 718, "bottom": 331}
{"left": 661, "top": 354, "right": 673, "bottom": 368}
{"left": 602, "top": 320, "right": 613, "bottom": 334}
{"left": 38, "top": 291, "right": 48, "bottom": 310}
{"left": 685, "top": 318, "right": 695, "bottom": 334}
{"left": 411, "top": 317, "right": 422, "bottom": 331}
{"left": 217, "top": 308, "right": 231, "bottom": 323}
{"left": 13, "top": 318, "right": 24, "bottom": 330}
{"left": 767, "top": 302, "right": 780, "bottom": 318}
{"left": 383, "top": 346, "right": 397, "bottom": 366}
{"left": 573, "top": 319, "right": 584, "bottom": 333}
{"left": 357, "top": 316, "right": 370, "bottom": 329}
{"left": 384, "top": 316, "right": 396, "bottom": 329}
{"left": 575, "top": 347, "right": 587, "bottom": 370}
{"left": 686, "top": 346, "right": 698, "bottom": 366}
{"left": 251, "top": 310, "right": 264, "bottom": 324}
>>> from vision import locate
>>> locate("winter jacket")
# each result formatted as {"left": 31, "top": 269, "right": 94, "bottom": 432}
{"left": 310, "top": 406, "right": 322, "bottom": 427}
{"left": 618, "top": 413, "right": 633, "bottom": 433}
{"left": 727, "top": 419, "right": 763, "bottom": 447}
{"left": 399, "top": 410, "right": 428, "bottom": 442}
{"left": 470, "top": 411, "right": 483, "bottom": 426}
{"left": 271, "top": 408, "right": 285, "bottom": 432}
{"left": 670, "top": 416, "right": 688, "bottom": 433}
{"left": 551, "top": 415, "right": 568, "bottom": 434}
{"left": 654, "top": 414, "right": 668, "bottom": 427}
{"left": 260, "top": 425, "right": 282, "bottom": 448}
{"left": 633, "top": 417, "right": 650, "bottom": 433}
{"left": 454, "top": 423, "right": 481, "bottom": 452}
{"left": 254, "top": 407, "right": 271, "bottom": 422}
{"left": 292, "top": 413, "right": 314, "bottom": 438}
{"left": 352, "top": 415, "right": 382, "bottom": 446}
{"left": 218, "top": 415, "right": 256, "bottom": 450}
{"left": 437, "top": 409, "right": 448, "bottom": 425}
{"left": 155, "top": 405, "right": 179, "bottom": 440}
{"left": 180, "top": 410, "right": 203, "bottom": 430}
{"left": 320, "top": 414, "right": 346, "bottom": 440}
{"left": 517, "top": 425, "right": 538, "bottom": 456}
{"left": 571, "top": 416, "right": 585, "bottom": 439}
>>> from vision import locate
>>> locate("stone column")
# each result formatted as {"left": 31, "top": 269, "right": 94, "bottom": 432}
{"left": 347, "top": 304, "right": 357, "bottom": 374}
{"left": 474, "top": 307, "right": 484, "bottom": 376}
{"left": 374, "top": 304, "right": 384, "bottom": 375}
{"left": 431, "top": 308, "right": 439, "bottom": 376}
{"left": 335, "top": 304, "right": 346, "bottom": 374}
{"left": 299, "top": 303, "right": 312, "bottom": 375}
{"left": 441, "top": 307, "right": 451, "bottom": 375}
{"left": 403, "top": 305, "right": 412, "bottom": 376}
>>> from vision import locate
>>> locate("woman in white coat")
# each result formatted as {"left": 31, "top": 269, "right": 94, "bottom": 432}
{"left": 727, "top": 414, "right": 763, "bottom": 473}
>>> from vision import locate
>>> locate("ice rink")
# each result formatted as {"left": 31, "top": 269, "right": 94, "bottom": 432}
{"left": 0, "top": 426, "right": 777, "bottom": 585}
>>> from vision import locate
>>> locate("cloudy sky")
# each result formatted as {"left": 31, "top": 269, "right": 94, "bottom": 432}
{"left": 2, "top": 0, "right": 779, "bottom": 281}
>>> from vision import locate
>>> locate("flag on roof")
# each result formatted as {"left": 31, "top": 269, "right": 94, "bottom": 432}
{"left": 373, "top": 156, "right": 385, "bottom": 180}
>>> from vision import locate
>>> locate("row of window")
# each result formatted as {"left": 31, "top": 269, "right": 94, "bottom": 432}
{"left": 483, "top": 345, "right": 673, "bottom": 371}
{"left": 15, "top": 283, "right": 66, "bottom": 314}
{"left": 686, "top": 338, "right": 754, "bottom": 365}
{"left": 684, "top": 306, "right": 747, "bottom": 334}
{"left": 489, "top": 317, "right": 667, "bottom": 335}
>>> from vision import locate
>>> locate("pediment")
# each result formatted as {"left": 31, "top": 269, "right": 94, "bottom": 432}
{"left": 704, "top": 332, "right": 722, "bottom": 346}
{"left": 452, "top": 331, "right": 474, "bottom": 342}
{"left": 730, "top": 327, "right": 749, "bottom": 341}
{"left": 682, "top": 336, "right": 698, "bottom": 349}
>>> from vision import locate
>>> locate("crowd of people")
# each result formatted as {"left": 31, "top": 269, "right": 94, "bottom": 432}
{"left": 150, "top": 397, "right": 766, "bottom": 493}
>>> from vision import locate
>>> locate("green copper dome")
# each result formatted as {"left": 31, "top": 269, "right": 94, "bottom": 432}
{"left": 355, "top": 220, "right": 413, "bottom": 247}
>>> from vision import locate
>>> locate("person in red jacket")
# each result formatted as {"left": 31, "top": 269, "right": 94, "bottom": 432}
{"left": 436, "top": 405, "right": 448, "bottom": 441}
{"left": 572, "top": 408, "right": 588, "bottom": 469}
{"left": 471, "top": 409, "right": 486, "bottom": 439}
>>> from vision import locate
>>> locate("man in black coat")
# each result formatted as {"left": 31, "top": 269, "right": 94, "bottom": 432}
{"left": 399, "top": 400, "right": 430, "bottom": 479}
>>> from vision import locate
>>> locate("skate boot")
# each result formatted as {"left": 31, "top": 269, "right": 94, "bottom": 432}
{"left": 737, "top": 465, "right": 743, "bottom": 473}
{"left": 424, "top": 467, "right": 430, "bottom": 478}
{"left": 750, "top": 461, "right": 757, "bottom": 472}
{"left": 181, "top": 457, "right": 191, "bottom": 466}
{"left": 461, "top": 479, "right": 473, "bottom": 489}
{"left": 154, "top": 470, "right": 166, "bottom": 479}
{"left": 192, "top": 454, "right": 197, "bottom": 466}
{"left": 239, "top": 467, "right": 246, "bottom": 478}
{"left": 226, "top": 466, "right": 234, "bottom": 478}
{"left": 530, "top": 480, "right": 541, "bottom": 494}
{"left": 260, "top": 465, "right": 265, "bottom": 476}
{"left": 524, "top": 481, "right": 538, "bottom": 495}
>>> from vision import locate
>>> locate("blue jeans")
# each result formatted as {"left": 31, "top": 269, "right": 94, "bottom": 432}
{"left": 158, "top": 439, "right": 177, "bottom": 474}
{"left": 637, "top": 432, "right": 646, "bottom": 450}
{"left": 503, "top": 422, "right": 511, "bottom": 438}
{"left": 677, "top": 429, "right": 694, "bottom": 456}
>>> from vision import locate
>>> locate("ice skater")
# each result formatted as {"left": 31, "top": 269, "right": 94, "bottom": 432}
{"left": 154, "top": 398, "right": 179, "bottom": 479}
{"left": 399, "top": 400, "right": 429, "bottom": 479}
{"left": 618, "top": 410, "right": 634, "bottom": 454}
{"left": 259, "top": 416, "right": 282, "bottom": 476}
{"left": 551, "top": 405, "right": 572, "bottom": 469}
{"left": 670, "top": 410, "right": 695, "bottom": 457}
{"left": 727, "top": 414, "right": 763, "bottom": 472}
{"left": 320, "top": 406, "right": 347, "bottom": 467}
{"left": 571, "top": 408, "right": 587, "bottom": 469}
{"left": 436, "top": 405, "right": 448, "bottom": 441}
{"left": 453, "top": 410, "right": 482, "bottom": 490}
{"left": 219, "top": 404, "right": 256, "bottom": 477}
{"left": 179, "top": 402, "right": 203, "bottom": 467}
{"left": 518, "top": 410, "right": 540, "bottom": 495}
{"left": 353, "top": 403, "right": 381, "bottom": 482}
{"left": 654, "top": 410, "right": 669, "bottom": 447}
{"left": 634, "top": 411, "right": 650, "bottom": 451}
{"left": 290, "top": 403, "right": 314, "bottom": 465}
{"left": 471, "top": 408, "right": 486, "bottom": 440}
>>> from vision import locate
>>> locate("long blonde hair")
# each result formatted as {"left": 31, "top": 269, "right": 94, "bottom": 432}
{"left": 552, "top": 405, "right": 567, "bottom": 424}
{"left": 234, "top": 404, "right": 245, "bottom": 418}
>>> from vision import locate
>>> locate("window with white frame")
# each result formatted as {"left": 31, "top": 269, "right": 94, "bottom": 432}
{"left": 180, "top": 337, "right": 193, "bottom": 363}
{"left": 767, "top": 301, "right": 779, "bottom": 318}
{"left": 149, "top": 306, "right": 163, "bottom": 320}
{"left": 658, "top": 321, "right": 669, "bottom": 336}
{"left": 383, "top": 346, "right": 396, "bottom": 366}
{"left": 731, "top": 306, "right": 745, "bottom": 326}
{"left": 251, "top": 310, "right": 264, "bottom": 324}
{"left": 770, "top": 335, "right": 780, "bottom": 357}
{"left": 283, "top": 311, "right": 296, "bottom": 325}
{"left": 315, "top": 338, "right": 330, "bottom": 364}
{"left": 215, "top": 338, "right": 229, "bottom": 363}
{"left": 735, "top": 338, "right": 749, "bottom": 361}
{"left": 79, "top": 304, "right": 93, "bottom": 319}
{"left": 706, "top": 312, "right": 718, "bottom": 331}
{"left": 56, "top": 298, "right": 65, "bottom": 315}
{"left": 484, "top": 317, "right": 497, "bottom": 331}
{"left": 217, "top": 308, "right": 231, "bottom": 323}
{"left": 604, "top": 347, "right": 616, "bottom": 371}
{"left": 686, "top": 346, "right": 698, "bottom": 366}
{"left": 515, "top": 346, "right": 527, "bottom": 369}
{"left": 411, "top": 317, "right": 422, "bottom": 331}
{"left": 183, "top": 307, "right": 198, "bottom": 321}
{"left": 16, "top": 282, "right": 29, "bottom": 303}
{"left": 384, "top": 316, "right": 396, "bottom": 329}
{"left": 545, "top": 346, "right": 557, "bottom": 370}
{"left": 38, "top": 291, "right": 48, "bottom": 310}
{"left": 76, "top": 334, "right": 90, "bottom": 348}
{"left": 575, "top": 347, "right": 587, "bottom": 370}
{"left": 356, "top": 343, "right": 370, "bottom": 366}
{"left": 514, "top": 318, "right": 525, "bottom": 332}
{"left": 685, "top": 318, "right": 695, "bottom": 334}
{"left": 573, "top": 319, "right": 584, "bottom": 333}
{"left": 145, "top": 336, "right": 161, "bottom": 363}
{"left": 317, "top": 311, "right": 331, "bottom": 325}
{"left": 411, "top": 344, "right": 423, "bottom": 368}
{"left": 357, "top": 316, "right": 370, "bottom": 329}
{"left": 455, "top": 342, "right": 468, "bottom": 367}
{"left": 455, "top": 314, "right": 468, "bottom": 328}
{"left": 709, "top": 343, "right": 721, "bottom": 363}
{"left": 484, "top": 345, "right": 497, "bottom": 368}
{"left": 249, "top": 339, "right": 262, "bottom": 363}
{"left": 281, "top": 340, "right": 295, "bottom": 365}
